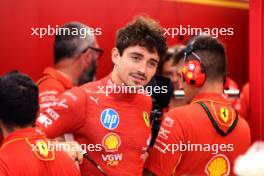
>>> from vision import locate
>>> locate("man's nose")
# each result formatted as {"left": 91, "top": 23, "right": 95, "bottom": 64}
{"left": 137, "top": 62, "right": 147, "bottom": 74}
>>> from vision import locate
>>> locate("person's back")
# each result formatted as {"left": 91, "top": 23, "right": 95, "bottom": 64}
{"left": 0, "top": 71, "right": 80, "bottom": 176}
{"left": 144, "top": 36, "right": 251, "bottom": 176}
{"left": 0, "top": 128, "right": 80, "bottom": 176}
{"left": 145, "top": 93, "right": 250, "bottom": 175}
{"left": 168, "top": 94, "right": 249, "bottom": 175}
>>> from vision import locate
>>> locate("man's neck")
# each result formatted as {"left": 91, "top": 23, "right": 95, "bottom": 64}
{"left": 197, "top": 81, "right": 224, "bottom": 95}
{"left": 55, "top": 60, "right": 80, "bottom": 86}
{"left": 0, "top": 125, "right": 33, "bottom": 138}
{"left": 111, "top": 68, "right": 123, "bottom": 86}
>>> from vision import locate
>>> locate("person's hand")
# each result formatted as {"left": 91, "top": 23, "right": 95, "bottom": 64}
{"left": 52, "top": 141, "right": 84, "bottom": 164}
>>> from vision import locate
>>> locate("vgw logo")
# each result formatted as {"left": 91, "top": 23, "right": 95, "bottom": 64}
{"left": 100, "top": 108, "right": 119, "bottom": 130}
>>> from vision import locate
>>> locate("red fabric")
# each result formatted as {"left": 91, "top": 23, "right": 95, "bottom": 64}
{"left": 145, "top": 92, "right": 251, "bottom": 176}
{"left": 0, "top": 128, "right": 80, "bottom": 176}
{"left": 249, "top": 0, "right": 264, "bottom": 141}
{"left": 36, "top": 75, "right": 152, "bottom": 176}
{"left": 37, "top": 67, "right": 73, "bottom": 111}
{"left": 234, "top": 83, "right": 249, "bottom": 120}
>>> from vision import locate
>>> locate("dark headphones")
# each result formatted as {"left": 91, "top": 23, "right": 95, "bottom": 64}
{"left": 181, "top": 43, "right": 206, "bottom": 87}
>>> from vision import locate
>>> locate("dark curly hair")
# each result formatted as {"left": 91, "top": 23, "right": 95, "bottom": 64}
{"left": 116, "top": 16, "right": 167, "bottom": 60}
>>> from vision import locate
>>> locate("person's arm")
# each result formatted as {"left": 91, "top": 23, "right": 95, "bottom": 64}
{"left": 144, "top": 111, "right": 186, "bottom": 176}
{"left": 38, "top": 79, "right": 65, "bottom": 112}
{"left": 52, "top": 141, "right": 84, "bottom": 164}
{"left": 36, "top": 87, "right": 86, "bottom": 138}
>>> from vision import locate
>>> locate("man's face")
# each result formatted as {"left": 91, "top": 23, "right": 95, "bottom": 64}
{"left": 79, "top": 40, "right": 102, "bottom": 76}
{"left": 112, "top": 45, "right": 159, "bottom": 87}
{"left": 162, "top": 59, "right": 183, "bottom": 90}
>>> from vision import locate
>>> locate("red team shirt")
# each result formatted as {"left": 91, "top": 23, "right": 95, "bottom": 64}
{"left": 234, "top": 83, "right": 249, "bottom": 120}
{"left": 36, "top": 75, "right": 152, "bottom": 176}
{"left": 37, "top": 67, "right": 73, "bottom": 111}
{"left": 0, "top": 128, "right": 80, "bottom": 176}
{"left": 145, "top": 93, "right": 250, "bottom": 176}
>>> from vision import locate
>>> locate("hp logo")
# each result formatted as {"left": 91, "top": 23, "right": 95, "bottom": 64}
{"left": 100, "top": 108, "right": 119, "bottom": 130}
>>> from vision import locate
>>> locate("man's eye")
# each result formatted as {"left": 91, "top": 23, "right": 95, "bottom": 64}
{"left": 132, "top": 56, "right": 139, "bottom": 60}
{"left": 148, "top": 61, "right": 157, "bottom": 68}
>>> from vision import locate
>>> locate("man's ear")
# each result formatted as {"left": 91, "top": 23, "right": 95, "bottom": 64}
{"left": 112, "top": 47, "right": 120, "bottom": 65}
{"left": 81, "top": 50, "right": 92, "bottom": 67}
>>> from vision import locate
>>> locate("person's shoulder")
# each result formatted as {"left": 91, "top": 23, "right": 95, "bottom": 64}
{"left": 167, "top": 103, "right": 199, "bottom": 118}
{"left": 233, "top": 113, "right": 251, "bottom": 145}
{"left": 79, "top": 79, "right": 102, "bottom": 92}
{"left": 38, "top": 76, "right": 62, "bottom": 86}
{"left": 59, "top": 81, "right": 102, "bottom": 104}
{"left": 165, "top": 103, "right": 205, "bottom": 130}
{"left": 0, "top": 144, "right": 17, "bottom": 163}
{"left": 59, "top": 86, "right": 87, "bottom": 102}
{"left": 237, "top": 114, "right": 250, "bottom": 131}
{"left": 38, "top": 77, "right": 65, "bottom": 93}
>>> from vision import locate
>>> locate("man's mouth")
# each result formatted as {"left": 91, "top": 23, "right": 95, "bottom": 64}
{"left": 131, "top": 74, "right": 146, "bottom": 84}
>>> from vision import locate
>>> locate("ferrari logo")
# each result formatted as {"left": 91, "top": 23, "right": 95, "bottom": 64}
{"left": 143, "top": 111, "right": 150, "bottom": 128}
{"left": 36, "top": 140, "right": 49, "bottom": 157}
{"left": 220, "top": 107, "right": 229, "bottom": 123}
{"left": 26, "top": 138, "right": 55, "bottom": 161}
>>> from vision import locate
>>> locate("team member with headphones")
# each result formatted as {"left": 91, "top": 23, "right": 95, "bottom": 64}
{"left": 143, "top": 36, "right": 251, "bottom": 176}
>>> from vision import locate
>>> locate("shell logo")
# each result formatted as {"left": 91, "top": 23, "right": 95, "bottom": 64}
{"left": 102, "top": 133, "right": 121, "bottom": 152}
{"left": 205, "top": 154, "right": 230, "bottom": 176}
